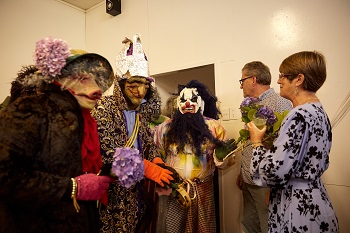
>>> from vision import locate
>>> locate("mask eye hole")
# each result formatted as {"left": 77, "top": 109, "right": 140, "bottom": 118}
{"left": 180, "top": 95, "right": 186, "bottom": 103}
{"left": 73, "top": 74, "right": 90, "bottom": 82}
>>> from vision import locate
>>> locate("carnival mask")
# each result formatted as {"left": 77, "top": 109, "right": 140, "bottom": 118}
{"left": 177, "top": 87, "right": 204, "bottom": 114}
{"left": 57, "top": 73, "right": 102, "bottom": 109}
{"left": 123, "top": 76, "right": 150, "bottom": 109}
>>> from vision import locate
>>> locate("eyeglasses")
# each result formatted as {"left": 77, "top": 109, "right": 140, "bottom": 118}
{"left": 278, "top": 73, "right": 293, "bottom": 79}
{"left": 239, "top": 76, "right": 254, "bottom": 85}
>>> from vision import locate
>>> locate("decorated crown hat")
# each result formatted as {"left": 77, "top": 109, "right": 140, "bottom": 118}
{"left": 115, "top": 34, "right": 153, "bottom": 82}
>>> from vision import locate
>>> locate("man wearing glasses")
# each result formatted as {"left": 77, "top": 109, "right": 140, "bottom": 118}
{"left": 236, "top": 61, "right": 292, "bottom": 233}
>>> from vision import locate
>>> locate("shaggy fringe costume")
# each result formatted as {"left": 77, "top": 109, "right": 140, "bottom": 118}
{"left": 154, "top": 80, "right": 230, "bottom": 233}
{"left": 155, "top": 116, "right": 226, "bottom": 233}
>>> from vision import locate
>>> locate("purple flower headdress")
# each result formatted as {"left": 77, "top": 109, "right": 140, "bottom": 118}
{"left": 33, "top": 36, "right": 71, "bottom": 78}
{"left": 111, "top": 147, "right": 144, "bottom": 188}
{"left": 15, "top": 37, "right": 71, "bottom": 88}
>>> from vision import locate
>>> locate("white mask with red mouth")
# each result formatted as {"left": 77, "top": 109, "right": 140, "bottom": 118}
{"left": 177, "top": 87, "right": 205, "bottom": 114}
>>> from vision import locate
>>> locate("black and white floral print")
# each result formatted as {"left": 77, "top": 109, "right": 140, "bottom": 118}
{"left": 250, "top": 103, "right": 339, "bottom": 233}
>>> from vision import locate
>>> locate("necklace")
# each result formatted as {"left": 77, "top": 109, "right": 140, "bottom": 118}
{"left": 300, "top": 97, "right": 319, "bottom": 105}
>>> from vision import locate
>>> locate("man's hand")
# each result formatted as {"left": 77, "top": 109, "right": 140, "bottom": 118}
{"left": 215, "top": 138, "right": 237, "bottom": 160}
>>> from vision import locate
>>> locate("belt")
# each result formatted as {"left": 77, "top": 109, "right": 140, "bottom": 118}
{"left": 181, "top": 174, "right": 213, "bottom": 184}
{"left": 174, "top": 174, "right": 213, "bottom": 209}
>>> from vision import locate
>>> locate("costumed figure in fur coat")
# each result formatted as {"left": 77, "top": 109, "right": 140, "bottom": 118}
{"left": 0, "top": 37, "right": 115, "bottom": 233}
{"left": 92, "top": 34, "right": 174, "bottom": 233}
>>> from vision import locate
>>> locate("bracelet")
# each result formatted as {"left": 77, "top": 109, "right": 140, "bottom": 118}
{"left": 251, "top": 141, "right": 261, "bottom": 144}
{"left": 251, "top": 141, "right": 263, "bottom": 148}
{"left": 71, "top": 178, "right": 80, "bottom": 213}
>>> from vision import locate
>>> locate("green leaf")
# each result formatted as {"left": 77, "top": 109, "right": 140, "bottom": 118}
{"left": 239, "top": 129, "right": 249, "bottom": 141}
{"left": 248, "top": 109, "right": 257, "bottom": 121}
{"left": 241, "top": 116, "right": 250, "bottom": 124}
{"left": 272, "top": 110, "right": 289, "bottom": 133}
{"left": 240, "top": 106, "right": 250, "bottom": 113}
{"left": 236, "top": 136, "right": 243, "bottom": 144}
{"left": 282, "top": 110, "right": 289, "bottom": 118}
{"left": 272, "top": 113, "right": 282, "bottom": 133}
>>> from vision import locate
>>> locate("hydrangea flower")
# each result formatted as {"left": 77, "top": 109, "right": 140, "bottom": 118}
{"left": 33, "top": 37, "right": 71, "bottom": 77}
{"left": 240, "top": 97, "right": 259, "bottom": 110}
{"left": 111, "top": 147, "right": 144, "bottom": 188}
{"left": 256, "top": 106, "right": 277, "bottom": 126}
{"left": 236, "top": 97, "right": 289, "bottom": 148}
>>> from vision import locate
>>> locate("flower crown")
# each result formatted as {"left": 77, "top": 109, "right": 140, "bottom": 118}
{"left": 33, "top": 37, "right": 71, "bottom": 78}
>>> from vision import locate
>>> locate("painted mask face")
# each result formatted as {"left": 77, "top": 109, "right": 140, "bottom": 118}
{"left": 58, "top": 73, "right": 102, "bottom": 109}
{"left": 123, "top": 76, "right": 150, "bottom": 109}
{"left": 177, "top": 87, "right": 203, "bottom": 114}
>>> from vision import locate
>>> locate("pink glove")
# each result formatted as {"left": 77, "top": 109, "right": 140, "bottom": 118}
{"left": 75, "top": 173, "right": 114, "bottom": 201}
{"left": 143, "top": 159, "right": 174, "bottom": 187}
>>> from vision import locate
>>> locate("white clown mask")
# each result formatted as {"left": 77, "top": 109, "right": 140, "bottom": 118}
{"left": 177, "top": 87, "right": 205, "bottom": 114}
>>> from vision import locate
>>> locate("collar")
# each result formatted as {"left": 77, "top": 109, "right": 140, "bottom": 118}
{"left": 258, "top": 88, "right": 275, "bottom": 101}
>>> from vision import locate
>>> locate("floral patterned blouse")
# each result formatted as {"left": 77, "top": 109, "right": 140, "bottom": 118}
{"left": 251, "top": 102, "right": 339, "bottom": 233}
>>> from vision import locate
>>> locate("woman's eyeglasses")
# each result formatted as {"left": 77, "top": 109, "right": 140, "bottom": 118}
{"left": 278, "top": 73, "right": 293, "bottom": 79}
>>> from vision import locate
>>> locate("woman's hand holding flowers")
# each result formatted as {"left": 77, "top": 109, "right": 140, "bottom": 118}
{"left": 235, "top": 97, "right": 289, "bottom": 149}
{"left": 246, "top": 121, "right": 266, "bottom": 143}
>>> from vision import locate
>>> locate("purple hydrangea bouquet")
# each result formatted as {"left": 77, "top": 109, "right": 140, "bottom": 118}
{"left": 111, "top": 147, "right": 144, "bottom": 188}
{"left": 236, "top": 97, "right": 289, "bottom": 148}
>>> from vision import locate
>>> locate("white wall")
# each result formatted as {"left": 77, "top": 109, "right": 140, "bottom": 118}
{"left": 0, "top": 0, "right": 85, "bottom": 100}
{"left": 1, "top": 0, "right": 349, "bottom": 232}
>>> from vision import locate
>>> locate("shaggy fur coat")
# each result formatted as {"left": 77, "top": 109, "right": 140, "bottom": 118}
{"left": 0, "top": 83, "right": 99, "bottom": 233}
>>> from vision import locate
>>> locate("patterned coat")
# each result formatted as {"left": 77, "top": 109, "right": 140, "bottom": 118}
{"left": 0, "top": 84, "right": 99, "bottom": 233}
{"left": 251, "top": 103, "right": 339, "bottom": 233}
{"left": 92, "top": 80, "right": 161, "bottom": 233}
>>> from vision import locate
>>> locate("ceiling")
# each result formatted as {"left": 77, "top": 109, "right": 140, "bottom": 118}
{"left": 61, "top": 0, "right": 104, "bottom": 10}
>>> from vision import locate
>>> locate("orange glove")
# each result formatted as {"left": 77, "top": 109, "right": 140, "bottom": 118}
{"left": 152, "top": 157, "right": 164, "bottom": 164}
{"left": 143, "top": 159, "right": 174, "bottom": 187}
